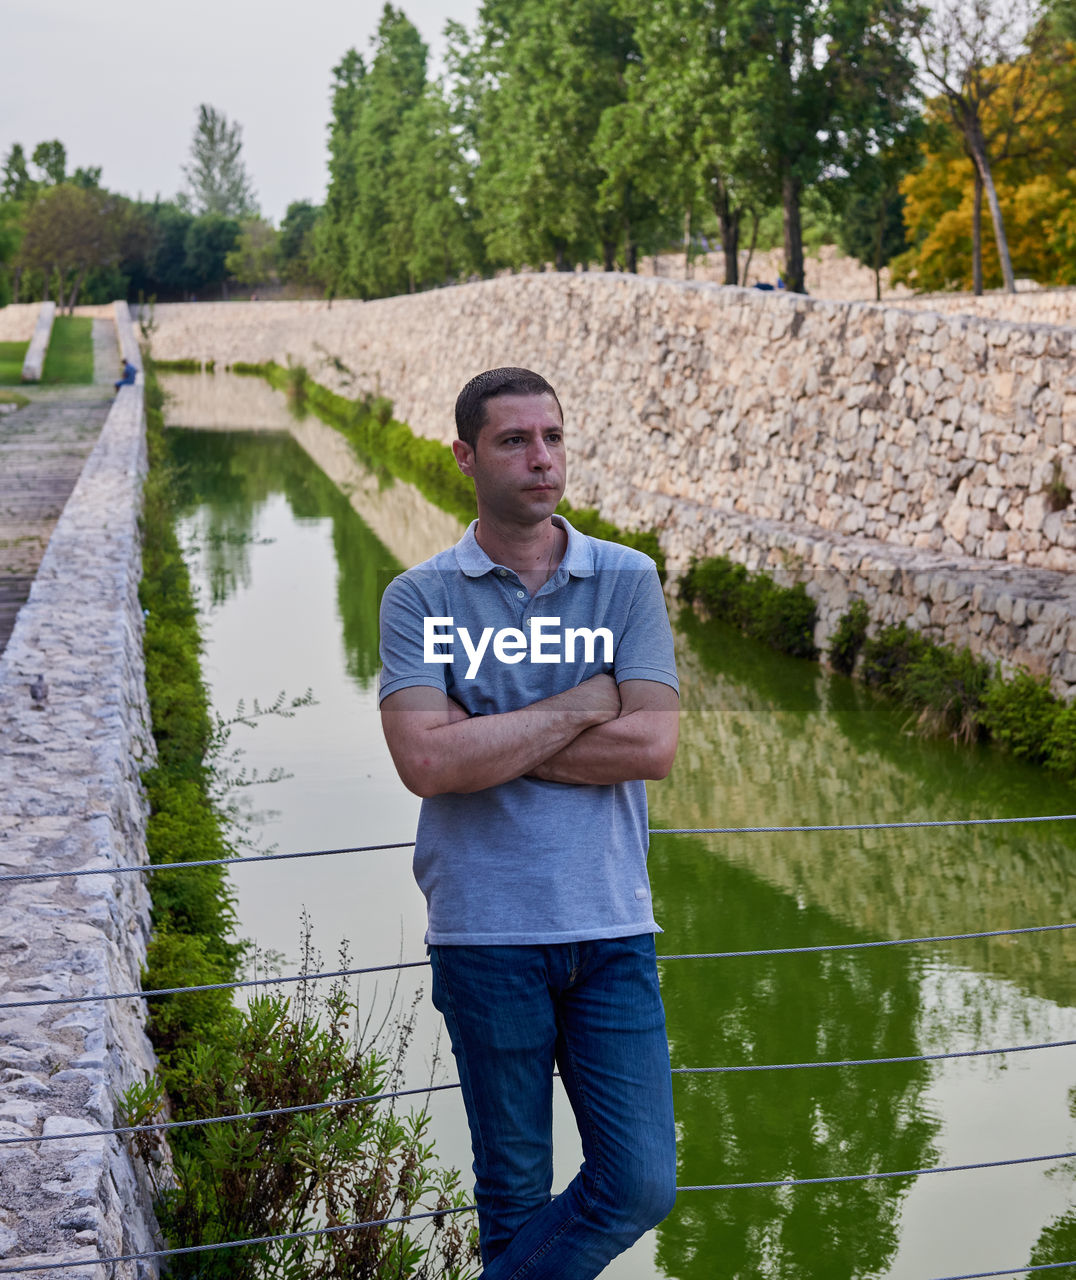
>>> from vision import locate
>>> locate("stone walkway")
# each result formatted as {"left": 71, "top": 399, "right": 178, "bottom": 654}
{"left": 0, "top": 319, "right": 117, "bottom": 654}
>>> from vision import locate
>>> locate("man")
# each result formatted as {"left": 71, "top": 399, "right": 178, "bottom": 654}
{"left": 378, "top": 367, "right": 680, "bottom": 1279}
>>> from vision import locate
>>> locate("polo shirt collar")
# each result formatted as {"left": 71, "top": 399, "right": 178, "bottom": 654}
{"left": 454, "top": 515, "right": 595, "bottom": 579}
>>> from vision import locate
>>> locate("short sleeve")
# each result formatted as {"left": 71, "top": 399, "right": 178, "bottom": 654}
{"left": 378, "top": 573, "right": 450, "bottom": 704}
{"left": 612, "top": 563, "right": 679, "bottom": 693}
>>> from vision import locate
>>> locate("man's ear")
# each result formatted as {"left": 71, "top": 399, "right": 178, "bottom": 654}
{"left": 452, "top": 438, "right": 476, "bottom": 477}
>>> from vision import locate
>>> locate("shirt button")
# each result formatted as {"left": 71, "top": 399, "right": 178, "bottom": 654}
{"left": 496, "top": 568, "right": 508, "bottom": 577}
{"left": 516, "top": 590, "right": 525, "bottom": 599}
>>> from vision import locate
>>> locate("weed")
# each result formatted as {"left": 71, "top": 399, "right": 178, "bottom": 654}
{"left": 828, "top": 600, "right": 870, "bottom": 675}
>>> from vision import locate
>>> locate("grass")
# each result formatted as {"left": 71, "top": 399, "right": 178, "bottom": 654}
{"left": 41, "top": 316, "right": 94, "bottom": 384}
{"left": 0, "top": 341, "right": 28, "bottom": 386}
{"left": 0, "top": 390, "right": 30, "bottom": 409}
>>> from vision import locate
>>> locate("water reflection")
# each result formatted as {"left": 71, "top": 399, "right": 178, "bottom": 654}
{"left": 170, "top": 431, "right": 400, "bottom": 683}
{"left": 653, "top": 843, "right": 937, "bottom": 1280}
{"left": 163, "top": 394, "right": 1076, "bottom": 1280}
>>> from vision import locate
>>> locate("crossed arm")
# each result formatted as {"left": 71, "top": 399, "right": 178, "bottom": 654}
{"left": 380, "top": 676, "right": 680, "bottom": 798}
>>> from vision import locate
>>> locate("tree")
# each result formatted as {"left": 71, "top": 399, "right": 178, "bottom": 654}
{"left": 913, "top": 0, "right": 1053, "bottom": 294}
{"left": 183, "top": 212, "right": 240, "bottom": 299}
{"left": 181, "top": 104, "right": 258, "bottom": 218}
{"left": 2, "top": 144, "right": 33, "bottom": 201}
{"left": 278, "top": 200, "right": 322, "bottom": 288}
{"left": 314, "top": 49, "right": 367, "bottom": 294}
{"left": 31, "top": 139, "right": 66, "bottom": 186}
{"left": 348, "top": 6, "right": 430, "bottom": 297}
{"left": 16, "top": 183, "right": 124, "bottom": 310}
{"left": 470, "top": 0, "right": 639, "bottom": 272}
{"left": 224, "top": 218, "right": 278, "bottom": 289}
{"left": 721, "top": 0, "right": 922, "bottom": 293}
{"left": 892, "top": 43, "right": 1076, "bottom": 290}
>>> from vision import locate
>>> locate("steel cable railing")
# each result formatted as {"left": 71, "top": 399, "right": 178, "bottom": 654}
{"left": 6, "top": 813, "right": 1076, "bottom": 1274}
{"left": 3, "top": 921, "right": 1075, "bottom": 1014}
{"left": 3, "top": 812, "right": 1076, "bottom": 888}
{"left": 2, "top": 1036, "right": 1074, "bottom": 1149}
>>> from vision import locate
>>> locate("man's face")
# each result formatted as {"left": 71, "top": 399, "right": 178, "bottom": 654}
{"left": 452, "top": 392, "right": 566, "bottom": 526}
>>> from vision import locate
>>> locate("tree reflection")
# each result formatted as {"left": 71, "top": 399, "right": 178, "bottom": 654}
{"left": 167, "top": 429, "right": 401, "bottom": 684}
{"left": 650, "top": 835, "right": 939, "bottom": 1280}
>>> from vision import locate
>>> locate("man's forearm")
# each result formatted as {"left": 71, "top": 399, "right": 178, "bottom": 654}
{"left": 527, "top": 706, "right": 679, "bottom": 786}
{"left": 381, "top": 675, "right": 620, "bottom": 797}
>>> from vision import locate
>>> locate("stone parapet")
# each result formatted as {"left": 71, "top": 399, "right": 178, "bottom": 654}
{"left": 20, "top": 302, "right": 55, "bottom": 383}
{"left": 0, "top": 304, "right": 42, "bottom": 344}
{"left": 113, "top": 301, "right": 141, "bottom": 374}
{"left": 0, "top": 382, "right": 162, "bottom": 1275}
{"left": 894, "top": 287, "right": 1076, "bottom": 331}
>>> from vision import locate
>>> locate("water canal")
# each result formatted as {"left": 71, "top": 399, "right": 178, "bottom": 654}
{"left": 161, "top": 372, "right": 1076, "bottom": 1280}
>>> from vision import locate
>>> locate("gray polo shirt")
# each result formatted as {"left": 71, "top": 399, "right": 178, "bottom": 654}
{"left": 378, "top": 516, "right": 678, "bottom": 945}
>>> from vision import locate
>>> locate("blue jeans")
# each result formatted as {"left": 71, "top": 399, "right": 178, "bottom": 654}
{"left": 429, "top": 934, "right": 677, "bottom": 1279}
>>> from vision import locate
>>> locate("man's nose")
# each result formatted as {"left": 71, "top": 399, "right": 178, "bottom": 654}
{"left": 529, "top": 439, "right": 553, "bottom": 468}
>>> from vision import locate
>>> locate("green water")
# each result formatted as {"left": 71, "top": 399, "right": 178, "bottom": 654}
{"left": 164, "top": 404, "right": 1076, "bottom": 1280}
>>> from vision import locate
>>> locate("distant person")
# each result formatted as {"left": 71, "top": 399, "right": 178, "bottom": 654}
{"left": 114, "top": 360, "right": 137, "bottom": 392}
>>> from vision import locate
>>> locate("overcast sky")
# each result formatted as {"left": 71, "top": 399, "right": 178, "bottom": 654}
{"left": 1, "top": 0, "right": 480, "bottom": 225}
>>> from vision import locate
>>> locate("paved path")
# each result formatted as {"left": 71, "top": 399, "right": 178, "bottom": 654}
{"left": 0, "top": 318, "right": 117, "bottom": 654}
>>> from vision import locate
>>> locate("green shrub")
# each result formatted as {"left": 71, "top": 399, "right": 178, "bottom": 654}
{"left": 144, "top": 974, "right": 479, "bottom": 1280}
{"left": 980, "top": 668, "right": 1059, "bottom": 765}
{"left": 154, "top": 358, "right": 203, "bottom": 373}
{"left": 680, "top": 555, "right": 818, "bottom": 659}
{"left": 1044, "top": 703, "right": 1076, "bottom": 775}
{"left": 828, "top": 600, "right": 870, "bottom": 675}
{"left": 861, "top": 623, "right": 992, "bottom": 742}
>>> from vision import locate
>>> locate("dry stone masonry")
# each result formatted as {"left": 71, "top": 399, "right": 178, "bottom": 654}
{"left": 146, "top": 274, "right": 1076, "bottom": 692}
{"left": 0, "top": 382, "right": 161, "bottom": 1276}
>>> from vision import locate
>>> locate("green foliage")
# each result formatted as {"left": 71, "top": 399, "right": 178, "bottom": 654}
{"left": 153, "top": 358, "right": 207, "bottom": 373}
{"left": 40, "top": 316, "right": 93, "bottom": 384}
{"left": 1047, "top": 459, "right": 1072, "bottom": 511}
{"left": 183, "top": 211, "right": 241, "bottom": 299}
{"left": 828, "top": 600, "right": 871, "bottom": 675}
{"left": 681, "top": 556, "right": 818, "bottom": 659}
{"left": 980, "top": 667, "right": 1060, "bottom": 764}
{"left": 0, "top": 389, "right": 29, "bottom": 408}
{"left": 181, "top": 104, "right": 258, "bottom": 218}
{"left": 278, "top": 200, "right": 323, "bottom": 288}
{"left": 861, "top": 624, "right": 992, "bottom": 742}
{"left": 225, "top": 218, "right": 279, "bottom": 288}
{"left": 139, "top": 353, "right": 244, "bottom": 1088}
{"left": 144, "top": 967, "right": 480, "bottom": 1280}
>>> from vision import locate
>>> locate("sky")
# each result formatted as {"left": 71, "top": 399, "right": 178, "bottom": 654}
{"left": 1, "top": 0, "right": 480, "bottom": 225}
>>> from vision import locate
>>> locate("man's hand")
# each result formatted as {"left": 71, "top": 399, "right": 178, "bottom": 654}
{"left": 381, "top": 673, "right": 623, "bottom": 798}
{"left": 527, "top": 679, "right": 679, "bottom": 786}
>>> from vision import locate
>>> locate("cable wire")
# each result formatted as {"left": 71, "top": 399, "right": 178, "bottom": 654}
{"left": 0, "top": 840, "right": 417, "bottom": 887}
{"left": 0, "top": 960, "right": 430, "bottom": 1012}
{"left": 678, "top": 1147, "right": 1076, "bottom": 1190}
{"left": 2, "top": 1154, "right": 1074, "bottom": 1274}
{"left": 5, "top": 920, "right": 1074, "bottom": 1014}
{"left": 7, "top": 1038, "right": 1073, "bottom": 1149}
{"left": 4, "top": 812, "right": 1075, "bottom": 887}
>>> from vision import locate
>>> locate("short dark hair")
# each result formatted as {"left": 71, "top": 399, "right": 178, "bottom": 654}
{"left": 454, "top": 367, "right": 562, "bottom": 449}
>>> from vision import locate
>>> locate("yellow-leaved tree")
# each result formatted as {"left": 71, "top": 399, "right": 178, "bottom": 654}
{"left": 893, "top": 26, "right": 1076, "bottom": 292}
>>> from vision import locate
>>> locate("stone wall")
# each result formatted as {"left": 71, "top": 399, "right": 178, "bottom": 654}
{"left": 0, "top": 384, "right": 162, "bottom": 1275}
{"left": 20, "top": 302, "right": 55, "bottom": 383}
{"left": 146, "top": 276, "right": 1076, "bottom": 692}
{"left": 0, "top": 304, "right": 41, "bottom": 344}
{"left": 895, "top": 286, "right": 1076, "bottom": 331}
